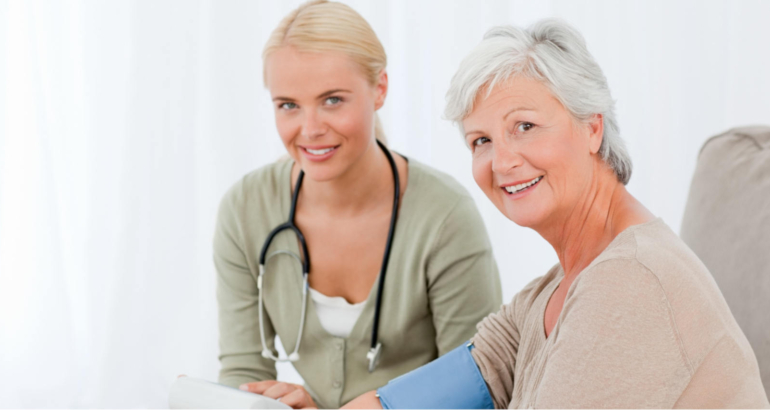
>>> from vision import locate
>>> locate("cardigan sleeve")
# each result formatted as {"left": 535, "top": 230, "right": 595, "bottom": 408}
{"left": 425, "top": 196, "right": 502, "bottom": 356}
{"left": 214, "top": 181, "right": 278, "bottom": 386}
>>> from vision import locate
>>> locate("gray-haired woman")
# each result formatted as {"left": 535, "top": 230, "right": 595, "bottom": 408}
{"left": 334, "top": 19, "right": 769, "bottom": 409}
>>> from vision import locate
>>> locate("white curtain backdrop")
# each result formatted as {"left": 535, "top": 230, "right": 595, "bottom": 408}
{"left": 1, "top": 0, "right": 769, "bottom": 407}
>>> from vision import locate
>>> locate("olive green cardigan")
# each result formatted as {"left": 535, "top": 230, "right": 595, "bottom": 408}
{"left": 214, "top": 157, "right": 501, "bottom": 408}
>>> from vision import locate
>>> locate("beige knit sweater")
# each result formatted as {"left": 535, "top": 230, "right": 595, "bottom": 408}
{"left": 471, "top": 219, "right": 769, "bottom": 408}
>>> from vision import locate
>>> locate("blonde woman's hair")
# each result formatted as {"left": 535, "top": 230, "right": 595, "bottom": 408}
{"left": 263, "top": 0, "right": 388, "bottom": 144}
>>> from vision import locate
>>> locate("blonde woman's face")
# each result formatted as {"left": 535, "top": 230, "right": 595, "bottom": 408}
{"left": 265, "top": 47, "right": 386, "bottom": 182}
{"left": 462, "top": 76, "right": 602, "bottom": 230}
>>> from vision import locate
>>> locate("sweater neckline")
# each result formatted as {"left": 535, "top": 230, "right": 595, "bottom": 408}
{"left": 539, "top": 217, "right": 665, "bottom": 340}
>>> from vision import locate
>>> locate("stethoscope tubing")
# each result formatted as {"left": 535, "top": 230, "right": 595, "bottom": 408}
{"left": 256, "top": 140, "right": 399, "bottom": 371}
{"left": 259, "top": 171, "right": 309, "bottom": 273}
{"left": 370, "top": 141, "right": 400, "bottom": 349}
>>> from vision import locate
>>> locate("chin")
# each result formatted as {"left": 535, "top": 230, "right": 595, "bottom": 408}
{"left": 300, "top": 164, "right": 343, "bottom": 182}
{"left": 500, "top": 202, "right": 548, "bottom": 229}
{"left": 508, "top": 213, "right": 540, "bottom": 228}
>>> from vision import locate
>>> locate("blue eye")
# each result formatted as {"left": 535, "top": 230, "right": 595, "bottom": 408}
{"left": 325, "top": 96, "right": 342, "bottom": 105}
{"left": 473, "top": 136, "right": 490, "bottom": 147}
{"left": 279, "top": 102, "right": 297, "bottom": 110}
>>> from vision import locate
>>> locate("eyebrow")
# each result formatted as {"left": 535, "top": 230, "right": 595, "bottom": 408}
{"left": 464, "top": 106, "right": 536, "bottom": 138}
{"left": 317, "top": 89, "right": 351, "bottom": 99}
{"left": 503, "top": 106, "right": 535, "bottom": 120}
{"left": 464, "top": 130, "right": 485, "bottom": 138}
{"left": 272, "top": 88, "right": 352, "bottom": 102}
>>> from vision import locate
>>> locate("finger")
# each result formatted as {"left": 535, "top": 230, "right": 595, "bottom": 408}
{"left": 240, "top": 380, "right": 279, "bottom": 394}
{"left": 276, "top": 388, "right": 307, "bottom": 409}
{"left": 177, "top": 374, "right": 187, "bottom": 378}
{"left": 262, "top": 383, "right": 297, "bottom": 400}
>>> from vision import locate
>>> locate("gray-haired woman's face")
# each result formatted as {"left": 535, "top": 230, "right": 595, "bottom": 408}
{"left": 462, "top": 76, "right": 604, "bottom": 230}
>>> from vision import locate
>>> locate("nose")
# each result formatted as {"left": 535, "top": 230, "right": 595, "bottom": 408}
{"left": 491, "top": 138, "right": 524, "bottom": 175}
{"left": 301, "top": 110, "right": 326, "bottom": 140}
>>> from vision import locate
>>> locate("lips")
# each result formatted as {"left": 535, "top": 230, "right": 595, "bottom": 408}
{"left": 501, "top": 175, "right": 543, "bottom": 195}
{"left": 299, "top": 144, "right": 340, "bottom": 162}
{"left": 304, "top": 146, "right": 335, "bottom": 155}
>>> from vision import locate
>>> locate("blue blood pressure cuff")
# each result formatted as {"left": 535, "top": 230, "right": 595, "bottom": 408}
{"left": 376, "top": 341, "right": 494, "bottom": 409}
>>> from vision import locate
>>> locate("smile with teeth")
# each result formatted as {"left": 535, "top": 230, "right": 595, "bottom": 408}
{"left": 303, "top": 146, "right": 338, "bottom": 155}
{"left": 503, "top": 176, "right": 543, "bottom": 194}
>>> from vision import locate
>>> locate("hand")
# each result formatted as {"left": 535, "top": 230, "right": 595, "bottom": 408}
{"left": 240, "top": 381, "right": 317, "bottom": 409}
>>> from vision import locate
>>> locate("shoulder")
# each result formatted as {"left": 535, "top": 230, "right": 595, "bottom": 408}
{"left": 559, "top": 254, "right": 690, "bottom": 364}
{"left": 403, "top": 159, "right": 483, "bottom": 231}
{"left": 407, "top": 158, "right": 474, "bottom": 207}
{"left": 215, "top": 160, "right": 292, "bottom": 240}
{"left": 562, "top": 219, "right": 722, "bottom": 365}
{"left": 404, "top": 160, "right": 491, "bottom": 251}
{"left": 570, "top": 256, "right": 663, "bottom": 308}
{"left": 574, "top": 219, "right": 717, "bottom": 310}
{"left": 618, "top": 219, "right": 751, "bottom": 370}
{"left": 629, "top": 219, "right": 712, "bottom": 285}
{"left": 569, "top": 220, "right": 676, "bottom": 309}
{"left": 559, "top": 221, "right": 684, "bottom": 341}
{"left": 218, "top": 160, "right": 292, "bottom": 214}
{"left": 575, "top": 219, "right": 696, "bottom": 291}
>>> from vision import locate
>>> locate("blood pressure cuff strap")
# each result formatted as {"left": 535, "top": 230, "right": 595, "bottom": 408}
{"left": 376, "top": 341, "right": 494, "bottom": 409}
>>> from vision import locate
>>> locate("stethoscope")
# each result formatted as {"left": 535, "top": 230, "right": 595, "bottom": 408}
{"left": 257, "top": 139, "right": 400, "bottom": 373}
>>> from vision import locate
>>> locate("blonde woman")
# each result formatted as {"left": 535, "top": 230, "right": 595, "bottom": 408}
{"left": 213, "top": 1, "right": 502, "bottom": 408}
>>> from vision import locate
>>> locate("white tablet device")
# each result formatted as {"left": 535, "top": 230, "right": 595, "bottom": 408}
{"left": 169, "top": 377, "right": 291, "bottom": 409}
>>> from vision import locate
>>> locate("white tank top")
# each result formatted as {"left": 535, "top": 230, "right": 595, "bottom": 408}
{"left": 308, "top": 288, "right": 366, "bottom": 339}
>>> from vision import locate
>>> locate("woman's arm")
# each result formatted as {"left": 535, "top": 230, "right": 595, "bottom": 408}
{"left": 426, "top": 196, "right": 503, "bottom": 355}
{"left": 468, "top": 301, "right": 521, "bottom": 409}
{"left": 214, "top": 186, "right": 278, "bottom": 385}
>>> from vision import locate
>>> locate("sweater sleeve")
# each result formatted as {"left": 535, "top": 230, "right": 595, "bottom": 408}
{"left": 214, "top": 182, "right": 278, "bottom": 386}
{"left": 469, "top": 296, "right": 522, "bottom": 409}
{"left": 468, "top": 270, "right": 551, "bottom": 409}
{"left": 426, "top": 196, "right": 503, "bottom": 356}
{"left": 535, "top": 258, "right": 692, "bottom": 408}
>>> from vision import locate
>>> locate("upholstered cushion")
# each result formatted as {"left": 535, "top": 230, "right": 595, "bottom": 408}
{"left": 680, "top": 125, "right": 770, "bottom": 399}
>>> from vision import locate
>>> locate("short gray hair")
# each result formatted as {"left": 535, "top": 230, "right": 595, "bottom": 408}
{"left": 445, "top": 19, "right": 632, "bottom": 185}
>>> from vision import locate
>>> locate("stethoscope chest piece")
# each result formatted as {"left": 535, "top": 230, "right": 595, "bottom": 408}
{"left": 367, "top": 342, "right": 383, "bottom": 373}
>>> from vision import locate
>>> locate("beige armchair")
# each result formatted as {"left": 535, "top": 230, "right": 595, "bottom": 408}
{"left": 681, "top": 125, "right": 770, "bottom": 399}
